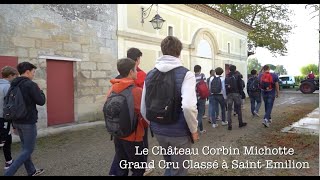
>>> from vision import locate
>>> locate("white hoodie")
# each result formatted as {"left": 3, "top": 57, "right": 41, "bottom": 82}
{"left": 141, "top": 55, "right": 198, "bottom": 134}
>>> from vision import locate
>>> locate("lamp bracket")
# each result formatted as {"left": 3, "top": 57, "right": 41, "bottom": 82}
{"left": 141, "top": 4, "right": 154, "bottom": 24}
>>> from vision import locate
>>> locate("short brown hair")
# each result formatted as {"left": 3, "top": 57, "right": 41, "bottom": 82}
{"left": 127, "top": 48, "right": 142, "bottom": 61}
{"left": 117, "top": 58, "right": 136, "bottom": 77}
{"left": 1, "top": 66, "right": 18, "bottom": 78}
{"left": 215, "top": 67, "right": 224, "bottom": 75}
{"left": 161, "top": 36, "right": 182, "bottom": 57}
{"left": 262, "top": 65, "right": 270, "bottom": 71}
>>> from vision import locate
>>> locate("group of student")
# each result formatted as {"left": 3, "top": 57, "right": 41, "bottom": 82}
{"left": 0, "top": 62, "right": 46, "bottom": 176}
{"left": 0, "top": 35, "right": 280, "bottom": 176}
{"left": 104, "top": 35, "right": 280, "bottom": 176}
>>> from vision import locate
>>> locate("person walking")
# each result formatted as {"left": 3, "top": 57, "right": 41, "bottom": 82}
{"left": 0, "top": 66, "right": 18, "bottom": 170}
{"left": 225, "top": 65, "right": 247, "bottom": 130}
{"left": 259, "top": 65, "right": 280, "bottom": 127}
{"left": 4, "top": 62, "right": 46, "bottom": 176}
{"left": 141, "top": 36, "right": 198, "bottom": 176}
{"left": 247, "top": 69, "right": 261, "bottom": 117}
{"left": 106, "top": 58, "right": 148, "bottom": 176}
{"left": 194, "top": 65, "right": 207, "bottom": 134}
{"left": 210, "top": 67, "right": 227, "bottom": 127}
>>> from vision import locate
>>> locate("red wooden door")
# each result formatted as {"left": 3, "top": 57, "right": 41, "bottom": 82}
{"left": 0, "top": 56, "right": 18, "bottom": 78}
{"left": 225, "top": 64, "right": 230, "bottom": 76}
{"left": 47, "top": 60, "right": 74, "bottom": 126}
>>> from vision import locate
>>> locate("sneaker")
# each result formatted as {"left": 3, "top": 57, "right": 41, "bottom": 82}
{"left": 228, "top": 126, "right": 232, "bottom": 130}
{"left": 203, "top": 115, "right": 208, "bottom": 119}
{"left": 212, "top": 124, "right": 218, "bottom": 128}
{"left": 262, "top": 119, "right": 270, "bottom": 128}
{"left": 268, "top": 119, "right": 272, "bottom": 123}
{"left": 200, "top": 130, "right": 207, "bottom": 134}
{"left": 216, "top": 116, "right": 221, "bottom": 121}
{"left": 0, "top": 143, "right": 4, "bottom": 147}
{"left": 31, "top": 169, "right": 45, "bottom": 176}
{"left": 221, "top": 121, "right": 228, "bottom": 126}
{"left": 143, "top": 167, "right": 154, "bottom": 176}
{"left": 4, "top": 160, "right": 13, "bottom": 170}
{"left": 239, "top": 122, "right": 247, "bottom": 128}
{"left": 208, "top": 119, "right": 212, "bottom": 124}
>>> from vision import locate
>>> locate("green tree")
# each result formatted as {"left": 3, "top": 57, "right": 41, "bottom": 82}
{"left": 274, "top": 65, "right": 287, "bottom": 75}
{"left": 247, "top": 57, "right": 261, "bottom": 73}
{"left": 209, "top": 4, "right": 294, "bottom": 56}
{"left": 300, "top": 64, "right": 319, "bottom": 75}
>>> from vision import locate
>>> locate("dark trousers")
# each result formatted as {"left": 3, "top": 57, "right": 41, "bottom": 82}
{"left": 143, "top": 127, "right": 149, "bottom": 162}
{"left": 196, "top": 98, "right": 206, "bottom": 131}
{"left": 227, "top": 93, "right": 243, "bottom": 127}
{"left": 0, "top": 118, "right": 12, "bottom": 162}
{"left": 109, "top": 128, "right": 149, "bottom": 176}
{"left": 110, "top": 138, "right": 145, "bottom": 176}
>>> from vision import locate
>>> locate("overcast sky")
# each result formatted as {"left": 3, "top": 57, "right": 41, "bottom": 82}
{"left": 250, "top": 4, "right": 319, "bottom": 76}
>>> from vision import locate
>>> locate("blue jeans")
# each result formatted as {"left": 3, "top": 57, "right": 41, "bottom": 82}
{"left": 197, "top": 98, "right": 206, "bottom": 131}
{"left": 208, "top": 96, "right": 219, "bottom": 122}
{"left": 249, "top": 92, "right": 262, "bottom": 115}
{"left": 262, "top": 92, "right": 275, "bottom": 120}
{"left": 208, "top": 95, "right": 216, "bottom": 124}
{"left": 4, "top": 123, "right": 37, "bottom": 176}
{"left": 213, "top": 95, "right": 226, "bottom": 122}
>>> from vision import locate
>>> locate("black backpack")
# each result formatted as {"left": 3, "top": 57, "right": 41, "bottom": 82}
{"left": 247, "top": 76, "right": 260, "bottom": 92}
{"left": 3, "top": 80, "right": 28, "bottom": 122}
{"left": 145, "top": 67, "right": 180, "bottom": 124}
{"left": 103, "top": 85, "right": 138, "bottom": 138}
{"left": 211, "top": 76, "right": 222, "bottom": 94}
{"left": 225, "top": 74, "right": 239, "bottom": 93}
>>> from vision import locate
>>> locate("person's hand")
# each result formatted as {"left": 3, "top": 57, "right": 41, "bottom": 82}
{"left": 191, "top": 132, "right": 199, "bottom": 142}
{"left": 276, "top": 93, "right": 279, "bottom": 98}
{"left": 12, "top": 128, "right": 18, "bottom": 135}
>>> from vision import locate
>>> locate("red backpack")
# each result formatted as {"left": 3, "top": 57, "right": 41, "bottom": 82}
{"left": 196, "top": 74, "right": 210, "bottom": 99}
{"left": 260, "top": 72, "right": 274, "bottom": 91}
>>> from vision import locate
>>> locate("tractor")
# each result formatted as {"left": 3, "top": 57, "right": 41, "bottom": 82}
{"left": 299, "top": 78, "right": 319, "bottom": 94}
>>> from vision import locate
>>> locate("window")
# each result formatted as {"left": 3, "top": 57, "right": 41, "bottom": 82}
{"left": 168, "top": 26, "right": 173, "bottom": 36}
{"left": 227, "top": 42, "right": 231, "bottom": 54}
{"left": 196, "top": 39, "right": 212, "bottom": 58}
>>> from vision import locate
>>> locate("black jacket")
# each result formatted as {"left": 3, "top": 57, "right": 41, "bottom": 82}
{"left": 10, "top": 76, "right": 46, "bottom": 124}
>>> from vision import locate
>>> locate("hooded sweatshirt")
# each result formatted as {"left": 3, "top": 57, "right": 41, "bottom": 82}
{"left": 141, "top": 55, "right": 198, "bottom": 134}
{"left": 10, "top": 76, "right": 46, "bottom": 124}
{"left": 107, "top": 78, "right": 148, "bottom": 142}
{"left": 0, "top": 79, "right": 10, "bottom": 118}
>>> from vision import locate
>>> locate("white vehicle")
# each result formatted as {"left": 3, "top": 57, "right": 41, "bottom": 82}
{"left": 279, "top": 75, "right": 296, "bottom": 88}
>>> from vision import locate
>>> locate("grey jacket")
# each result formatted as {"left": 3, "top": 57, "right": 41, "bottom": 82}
{"left": 0, "top": 79, "right": 10, "bottom": 118}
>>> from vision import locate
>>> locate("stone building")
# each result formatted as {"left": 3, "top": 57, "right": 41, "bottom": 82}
{"left": 118, "top": 4, "right": 253, "bottom": 83}
{"left": 0, "top": 4, "right": 118, "bottom": 129}
{"left": 0, "top": 4, "right": 253, "bottom": 130}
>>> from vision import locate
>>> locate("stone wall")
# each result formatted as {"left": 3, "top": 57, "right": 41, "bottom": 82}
{"left": 0, "top": 4, "right": 118, "bottom": 128}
